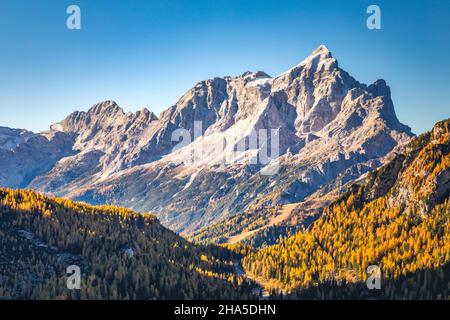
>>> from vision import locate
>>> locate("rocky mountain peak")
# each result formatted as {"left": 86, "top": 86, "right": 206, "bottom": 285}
{"left": 309, "top": 44, "right": 332, "bottom": 59}
{"left": 298, "top": 44, "right": 337, "bottom": 70}
{"left": 89, "top": 100, "right": 124, "bottom": 116}
{"left": 135, "top": 107, "right": 159, "bottom": 121}
{"left": 51, "top": 100, "right": 160, "bottom": 135}
{"left": 368, "top": 79, "right": 391, "bottom": 98}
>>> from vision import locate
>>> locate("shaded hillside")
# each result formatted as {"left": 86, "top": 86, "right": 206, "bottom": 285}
{"left": 0, "top": 188, "right": 254, "bottom": 299}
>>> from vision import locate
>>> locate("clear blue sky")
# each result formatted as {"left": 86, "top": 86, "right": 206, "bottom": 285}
{"left": 0, "top": 0, "right": 449, "bottom": 134}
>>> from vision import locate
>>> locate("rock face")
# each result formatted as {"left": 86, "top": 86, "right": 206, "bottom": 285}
{"left": 0, "top": 127, "right": 74, "bottom": 188}
{"left": 0, "top": 46, "right": 413, "bottom": 234}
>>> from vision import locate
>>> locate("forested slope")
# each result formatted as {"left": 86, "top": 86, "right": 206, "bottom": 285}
{"left": 243, "top": 119, "right": 450, "bottom": 299}
{"left": 0, "top": 188, "right": 254, "bottom": 299}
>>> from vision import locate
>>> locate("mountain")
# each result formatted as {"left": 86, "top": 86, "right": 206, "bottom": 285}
{"left": 1, "top": 119, "right": 448, "bottom": 300}
{"left": 0, "top": 45, "right": 413, "bottom": 236}
{"left": 0, "top": 188, "right": 255, "bottom": 299}
{"left": 0, "top": 127, "right": 74, "bottom": 188}
{"left": 27, "top": 102, "right": 162, "bottom": 192}
{"left": 242, "top": 119, "right": 450, "bottom": 299}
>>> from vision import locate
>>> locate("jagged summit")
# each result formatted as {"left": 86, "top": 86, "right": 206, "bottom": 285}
{"left": 50, "top": 100, "right": 159, "bottom": 133}
{"left": 368, "top": 79, "right": 390, "bottom": 97}
{"left": 310, "top": 44, "right": 332, "bottom": 59}
{"left": 273, "top": 45, "right": 340, "bottom": 85}
{"left": 298, "top": 44, "right": 336, "bottom": 68}
{"left": 240, "top": 70, "right": 272, "bottom": 80}
{"left": 89, "top": 100, "right": 123, "bottom": 115}
{"left": 136, "top": 107, "right": 159, "bottom": 121}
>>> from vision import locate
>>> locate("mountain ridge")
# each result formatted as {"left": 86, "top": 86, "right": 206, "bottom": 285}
{"left": 0, "top": 45, "right": 414, "bottom": 235}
